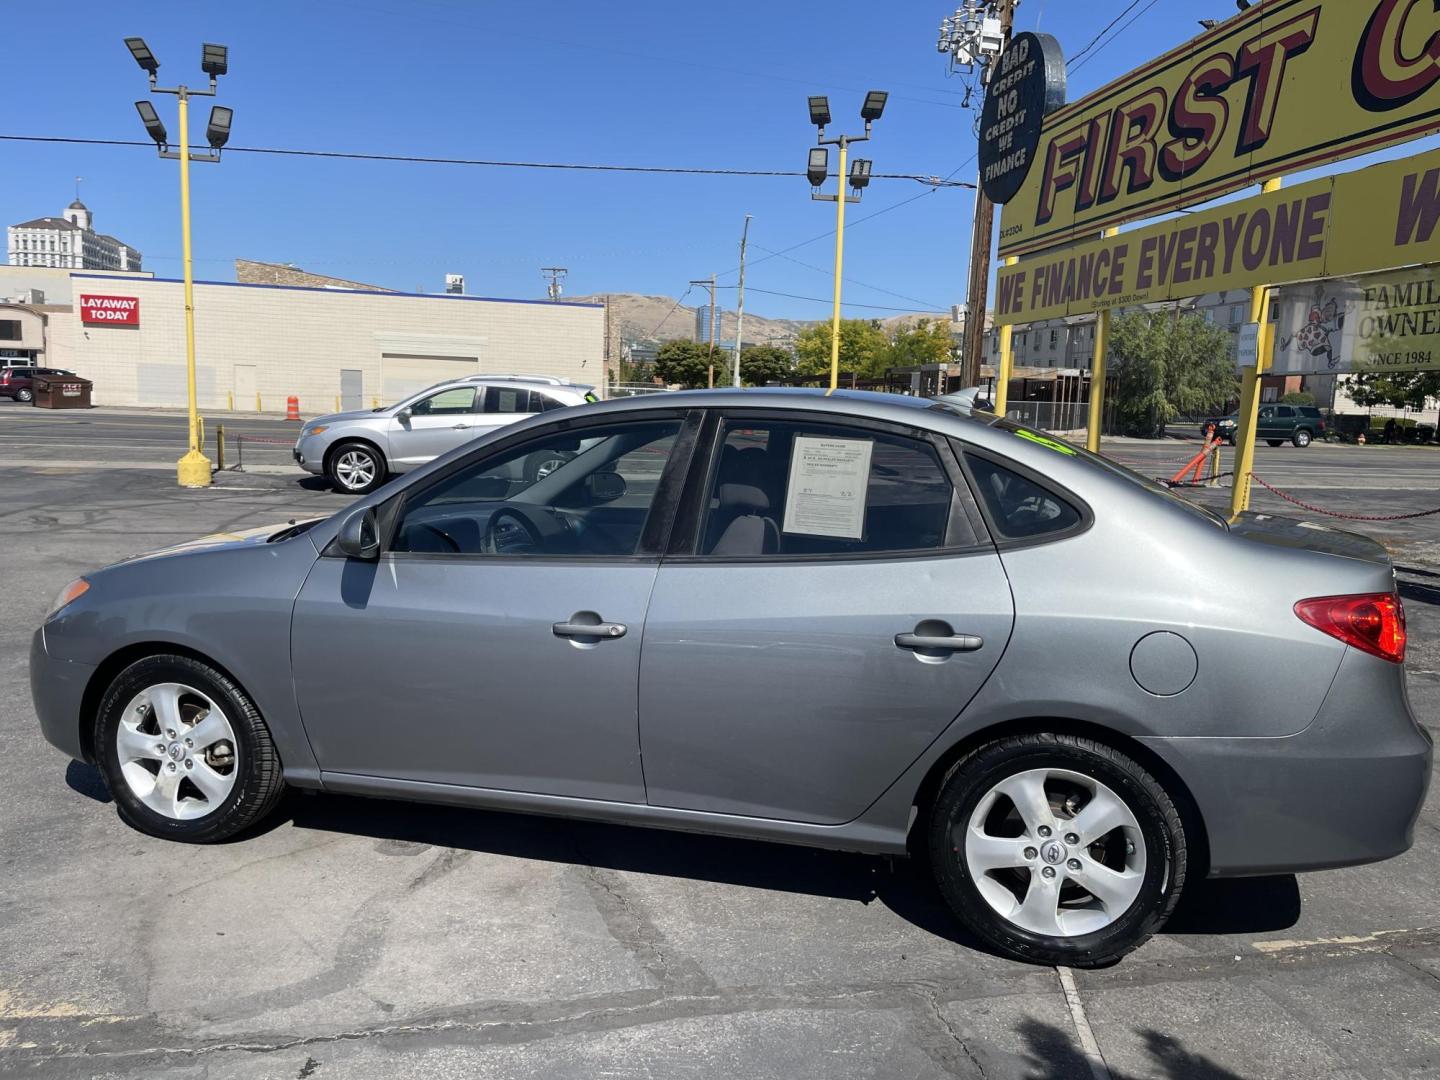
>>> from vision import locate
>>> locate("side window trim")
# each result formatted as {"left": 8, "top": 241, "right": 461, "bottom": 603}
{"left": 665, "top": 409, "right": 989, "bottom": 563}
{"left": 953, "top": 441, "right": 1094, "bottom": 550}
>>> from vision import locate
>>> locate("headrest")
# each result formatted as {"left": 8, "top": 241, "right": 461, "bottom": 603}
{"left": 717, "top": 483, "right": 770, "bottom": 513}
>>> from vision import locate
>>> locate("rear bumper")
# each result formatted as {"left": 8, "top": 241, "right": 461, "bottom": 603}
{"left": 30, "top": 628, "right": 96, "bottom": 762}
{"left": 1142, "top": 649, "right": 1432, "bottom": 877}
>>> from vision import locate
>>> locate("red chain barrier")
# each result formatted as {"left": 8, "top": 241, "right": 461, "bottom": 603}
{"left": 1249, "top": 475, "right": 1440, "bottom": 522}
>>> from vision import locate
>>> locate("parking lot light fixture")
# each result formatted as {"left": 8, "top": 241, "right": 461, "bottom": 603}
{"left": 808, "top": 95, "right": 831, "bottom": 132}
{"left": 848, "top": 157, "right": 872, "bottom": 192}
{"left": 807, "top": 147, "right": 829, "bottom": 188}
{"left": 206, "top": 105, "right": 233, "bottom": 150}
{"left": 860, "top": 90, "right": 888, "bottom": 124}
{"left": 200, "top": 42, "right": 228, "bottom": 78}
{"left": 135, "top": 100, "right": 168, "bottom": 147}
{"left": 125, "top": 37, "right": 159, "bottom": 76}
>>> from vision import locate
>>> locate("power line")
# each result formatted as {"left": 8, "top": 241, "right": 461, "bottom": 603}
{"left": 714, "top": 285, "right": 944, "bottom": 314}
{"left": 749, "top": 242, "right": 949, "bottom": 311}
{"left": 1068, "top": 0, "right": 1150, "bottom": 64}
{"left": 1069, "top": 0, "right": 1164, "bottom": 76}
{"left": 0, "top": 134, "right": 973, "bottom": 185}
{"left": 643, "top": 286, "right": 695, "bottom": 338}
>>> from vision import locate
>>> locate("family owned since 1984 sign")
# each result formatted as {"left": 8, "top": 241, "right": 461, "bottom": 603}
{"left": 1274, "top": 269, "right": 1440, "bottom": 375}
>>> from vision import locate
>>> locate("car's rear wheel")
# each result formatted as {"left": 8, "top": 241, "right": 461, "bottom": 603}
{"left": 94, "top": 655, "right": 285, "bottom": 843}
{"left": 1266, "top": 439, "right": 1283, "bottom": 447}
{"left": 328, "top": 441, "right": 385, "bottom": 494}
{"left": 16, "top": 387, "right": 33, "bottom": 403}
{"left": 928, "top": 732, "right": 1186, "bottom": 967}
{"left": 1292, "top": 429, "right": 1312, "bottom": 448}
{"left": 524, "top": 449, "right": 575, "bottom": 483}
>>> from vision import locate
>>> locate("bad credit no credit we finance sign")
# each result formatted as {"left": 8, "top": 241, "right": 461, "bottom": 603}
{"left": 997, "top": 0, "right": 1440, "bottom": 258}
{"left": 994, "top": 145, "right": 1440, "bottom": 325}
{"left": 78, "top": 295, "right": 140, "bottom": 326}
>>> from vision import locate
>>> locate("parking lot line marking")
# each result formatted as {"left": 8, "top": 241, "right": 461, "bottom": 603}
{"left": 1251, "top": 928, "right": 1430, "bottom": 953}
{"left": 1055, "top": 966, "right": 1112, "bottom": 1080}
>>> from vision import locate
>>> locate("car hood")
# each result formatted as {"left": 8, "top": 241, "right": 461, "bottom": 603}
{"left": 120, "top": 520, "right": 323, "bottom": 564}
{"left": 307, "top": 408, "right": 389, "bottom": 426}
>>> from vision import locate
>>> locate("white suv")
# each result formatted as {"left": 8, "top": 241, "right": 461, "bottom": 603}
{"left": 294, "top": 375, "right": 598, "bottom": 494}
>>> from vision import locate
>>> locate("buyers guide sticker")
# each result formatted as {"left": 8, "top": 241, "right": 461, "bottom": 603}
{"left": 782, "top": 436, "right": 873, "bottom": 540}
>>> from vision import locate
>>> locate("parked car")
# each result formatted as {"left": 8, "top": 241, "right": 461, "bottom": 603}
{"left": 1203, "top": 404, "right": 1326, "bottom": 447}
{"left": 33, "top": 389, "right": 1430, "bottom": 966}
{"left": 293, "top": 375, "right": 598, "bottom": 493}
{"left": 0, "top": 366, "right": 76, "bottom": 403}
{"left": 935, "top": 385, "right": 994, "bottom": 412}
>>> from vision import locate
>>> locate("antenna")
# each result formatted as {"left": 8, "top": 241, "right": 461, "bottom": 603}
{"left": 75, "top": 176, "right": 84, "bottom": 201}
{"left": 542, "top": 266, "right": 568, "bottom": 301}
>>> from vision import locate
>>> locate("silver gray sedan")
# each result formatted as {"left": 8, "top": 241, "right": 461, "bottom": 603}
{"left": 31, "top": 389, "right": 1431, "bottom": 966}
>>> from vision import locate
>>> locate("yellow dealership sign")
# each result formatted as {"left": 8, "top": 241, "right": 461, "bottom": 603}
{"left": 997, "top": 0, "right": 1440, "bottom": 259}
{"left": 995, "top": 145, "right": 1440, "bottom": 325}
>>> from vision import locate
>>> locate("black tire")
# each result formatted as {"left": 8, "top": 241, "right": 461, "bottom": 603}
{"left": 16, "top": 387, "right": 33, "bottom": 403}
{"left": 1266, "top": 439, "right": 1283, "bottom": 447}
{"left": 524, "top": 449, "right": 574, "bottom": 483}
{"left": 1226, "top": 432, "right": 1237, "bottom": 447}
{"left": 94, "top": 654, "right": 286, "bottom": 843}
{"left": 927, "top": 732, "right": 1186, "bottom": 968}
{"left": 1292, "top": 429, "right": 1312, "bottom": 448}
{"left": 327, "top": 440, "right": 386, "bottom": 494}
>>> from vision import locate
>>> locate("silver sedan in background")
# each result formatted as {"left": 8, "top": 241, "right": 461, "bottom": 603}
{"left": 293, "top": 374, "right": 597, "bottom": 493}
{"left": 32, "top": 389, "right": 1431, "bottom": 966}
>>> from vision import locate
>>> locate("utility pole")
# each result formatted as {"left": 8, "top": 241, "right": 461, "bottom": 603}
{"left": 961, "top": 0, "right": 1017, "bottom": 389}
{"left": 688, "top": 275, "right": 720, "bottom": 388}
{"left": 542, "top": 266, "right": 568, "bottom": 301}
{"left": 733, "top": 214, "right": 752, "bottom": 387}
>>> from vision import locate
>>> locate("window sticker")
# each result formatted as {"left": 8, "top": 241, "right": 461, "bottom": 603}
{"left": 781, "top": 435, "right": 874, "bottom": 539}
{"left": 1012, "top": 429, "right": 1078, "bottom": 456}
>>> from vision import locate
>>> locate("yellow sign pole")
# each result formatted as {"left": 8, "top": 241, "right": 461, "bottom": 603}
{"left": 1085, "top": 227, "right": 1120, "bottom": 453}
{"left": 828, "top": 140, "right": 848, "bottom": 393}
{"left": 1229, "top": 177, "right": 1283, "bottom": 519}
{"left": 175, "top": 89, "right": 212, "bottom": 487}
{"left": 994, "top": 255, "right": 1018, "bottom": 416}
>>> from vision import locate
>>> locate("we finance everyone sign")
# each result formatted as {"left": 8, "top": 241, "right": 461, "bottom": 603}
{"left": 997, "top": 0, "right": 1440, "bottom": 258}
{"left": 994, "top": 145, "right": 1440, "bottom": 325}
{"left": 79, "top": 295, "right": 139, "bottom": 326}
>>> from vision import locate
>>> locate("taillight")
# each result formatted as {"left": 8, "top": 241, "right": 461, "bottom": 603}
{"left": 1295, "top": 593, "right": 1406, "bottom": 664}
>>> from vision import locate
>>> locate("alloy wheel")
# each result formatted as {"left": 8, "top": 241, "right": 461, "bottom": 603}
{"left": 114, "top": 682, "right": 239, "bottom": 820}
{"left": 960, "top": 768, "right": 1146, "bottom": 938}
{"left": 334, "top": 450, "right": 376, "bottom": 491}
{"left": 534, "top": 456, "right": 568, "bottom": 480}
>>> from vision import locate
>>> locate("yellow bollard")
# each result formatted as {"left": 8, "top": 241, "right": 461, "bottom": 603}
{"left": 335, "top": 394, "right": 341, "bottom": 412}
{"left": 227, "top": 390, "right": 234, "bottom": 412}
{"left": 255, "top": 392, "right": 262, "bottom": 413}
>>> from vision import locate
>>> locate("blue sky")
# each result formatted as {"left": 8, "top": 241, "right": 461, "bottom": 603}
{"left": 5, "top": 0, "right": 1415, "bottom": 321}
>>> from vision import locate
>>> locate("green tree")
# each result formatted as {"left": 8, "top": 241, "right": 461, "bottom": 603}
{"left": 1347, "top": 371, "right": 1440, "bottom": 412}
{"left": 794, "top": 319, "right": 890, "bottom": 379}
{"left": 1280, "top": 390, "right": 1316, "bottom": 406}
{"left": 878, "top": 319, "right": 956, "bottom": 370}
{"left": 735, "top": 344, "right": 795, "bottom": 386}
{"left": 653, "top": 339, "right": 729, "bottom": 389}
{"left": 1108, "top": 310, "right": 1238, "bottom": 438}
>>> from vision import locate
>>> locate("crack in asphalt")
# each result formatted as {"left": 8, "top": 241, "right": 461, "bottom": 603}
{"left": 919, "top": 986, "right": 990, "bottom": 1078}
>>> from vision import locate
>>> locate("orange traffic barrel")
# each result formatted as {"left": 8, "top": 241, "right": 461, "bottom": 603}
{"left": 285, "top": 395, "right": 301, "bottom": 421}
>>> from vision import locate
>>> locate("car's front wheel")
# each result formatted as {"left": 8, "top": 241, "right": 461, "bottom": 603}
{"left": 928, "top": 732, "right": 1186, "bottom": 967}
{"left": 16, "top": 387, "right": 33, "bottom": 403}
{"left": 94, "top": 655, "right": 286, "bottom": 843}
{"left": 328, "top": 441, "right": 386, "bottom": 494}
{"left": 1292, "top": 429, "right": 1312, "bottom": 448}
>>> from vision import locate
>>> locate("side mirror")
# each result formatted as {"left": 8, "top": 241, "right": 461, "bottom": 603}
{"left": 396, "top": 406, "right": 413, "bottom": 423}
{"left": 586, "top": 470, "right": 627, "bottom": 503}
{"left": 336, "top": 506, "right": 381, "bottom": 560}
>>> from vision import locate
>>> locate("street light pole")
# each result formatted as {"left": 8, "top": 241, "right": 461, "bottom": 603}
{"left": 806, "top": 91, "right": 886, "bottom": 392}
{"left": 126, "top": 37, "right": 232, "bottom": 488}
{"left": 733, "top": 214, "right": 751, "bottom": 387}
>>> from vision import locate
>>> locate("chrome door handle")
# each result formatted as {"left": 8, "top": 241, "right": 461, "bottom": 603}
{"left": 451, "top": 424, "right": 470, "bottom": 430}
{"left": 895, "top": 632, "right": 983, "bottom": 653}
{"left": 553, "top": 620, "right": 627, "bottom": 640}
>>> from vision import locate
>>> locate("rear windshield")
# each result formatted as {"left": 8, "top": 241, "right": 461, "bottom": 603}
{"left": 981, "top": 416, "right": 1228, "bottom": 529}
{"left": 1299, "top": 406, "right": 1322, "bottom": 417}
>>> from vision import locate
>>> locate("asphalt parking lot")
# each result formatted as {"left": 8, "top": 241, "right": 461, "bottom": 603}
{"left": 2, "top": 402, "right": 1438, "bottom": 1079}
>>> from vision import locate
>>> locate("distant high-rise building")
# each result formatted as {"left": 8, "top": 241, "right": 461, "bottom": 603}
{"left": 7, "top": 200, "right": 141, "bottom": 271}
{"left": 695, "top": 304, "right": 721, "bottom": 344}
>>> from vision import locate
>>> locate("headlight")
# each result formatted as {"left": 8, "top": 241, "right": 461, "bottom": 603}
{"left": 48, "top": 577, "right": 89, "bottom": 619}
{"left": 305, "top": 425, "right": 329, "bottom": 436}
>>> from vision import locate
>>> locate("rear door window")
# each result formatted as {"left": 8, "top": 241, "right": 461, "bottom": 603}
{"left": 965, "top": 456, "right": 1082, "bottom": 541}
{"left": 483, "top": 388, "right": 538, "bottom": 414}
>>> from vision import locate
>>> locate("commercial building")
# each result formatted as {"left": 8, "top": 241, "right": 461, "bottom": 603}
{"left": 7, "top": 201, "right": 142, "bottom": 272}
{"left": 0, "top": 264, "right": 604, "bottom": 410}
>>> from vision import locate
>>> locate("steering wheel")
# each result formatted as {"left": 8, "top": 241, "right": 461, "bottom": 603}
{"left": 481, "top": 505, "right": 573, "bottom": 555}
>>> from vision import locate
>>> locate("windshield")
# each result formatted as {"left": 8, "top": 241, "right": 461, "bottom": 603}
{"left": 954, "top": 411, "right": 1228, "bottom": 529}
